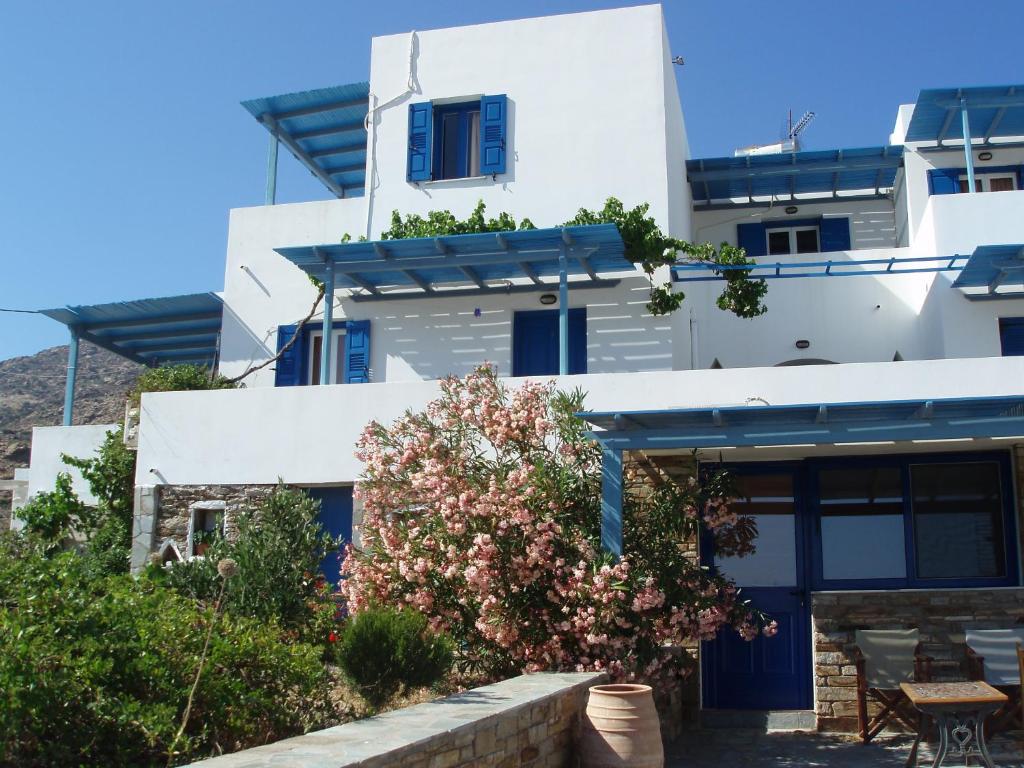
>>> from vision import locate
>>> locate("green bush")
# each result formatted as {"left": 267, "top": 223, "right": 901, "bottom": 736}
{"left": 164, "top": 485, "right": 340, "bottom": 639}
{"left": 17, "top": 472, "right": 94, "bottom": 544}
{"left": 337, "top": 605, "right": 454, "bottom": 707}
{"left": 0, "top": 540, "right": 336, "bottom": 767}
{"left": 132, "top": 363, "right": 236, "bottom": 405}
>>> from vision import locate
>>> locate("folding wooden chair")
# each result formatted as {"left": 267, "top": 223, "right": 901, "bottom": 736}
{"left": 854, "top": 629, "right": 933, "bottom": 744}
{"left": 965, "top": 628, "right": 1024, "bottom": 733}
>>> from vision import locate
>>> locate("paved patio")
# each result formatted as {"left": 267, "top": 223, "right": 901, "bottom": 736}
{"left": 667, "top": 729, "right": 1024, "bottom": 767}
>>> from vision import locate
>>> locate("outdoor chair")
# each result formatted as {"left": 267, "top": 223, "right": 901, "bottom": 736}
{"left": 965, "top": 628, "right": 1024, "bottom": 733}
{"left": 853, "top": 629, "right": 933, "bottom": 744}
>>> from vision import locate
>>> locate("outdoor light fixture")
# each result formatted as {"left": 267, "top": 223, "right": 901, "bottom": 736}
{"left": 785, "top": 206, "right": 799, "bottom": 214}
{"left": 795, "top": 339, "right": 810, "bottom": 349}
{"left": 978, "top": 151, "right": 993, "bottom": 161}
{"left": 539, "top": 293, "right": 557, "bottom": 305}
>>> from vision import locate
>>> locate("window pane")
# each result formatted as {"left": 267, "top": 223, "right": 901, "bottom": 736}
{"left": 334, "top": 333, "right": 346, "bottom": 384}
{"left": 440, "top": 112, "right": 461, "bottom": 179}
{"left": 310, "top": 334, "right": 322, "bottom": 386}
{"left": 715, "top": 474, "right": 796, "bottom": 587}
{"left": 767, "top": 230, "right": 791, "bottom": 256}
{"left": 795, "top": 228, "right": 819, "bottom": 254}
{"left": 467, "top": 111, "right": 481, "bottom": 176}
{"left": 990, "top": 176, "right": 1015, "bottom": 192}
{"left": 911, "top": 462, "right": 1006, "bottom": 579}
{"left": 818, "top": 467, "right": 906, "bottom": 581}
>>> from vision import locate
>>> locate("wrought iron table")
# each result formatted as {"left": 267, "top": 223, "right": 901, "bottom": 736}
{"left": 900, "top": 681, "right": 1008, "bottom": 767}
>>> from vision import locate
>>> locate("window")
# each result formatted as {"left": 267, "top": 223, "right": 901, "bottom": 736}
{"left": 435, "top": 102, "right": 481, "bottom": 180}
{"left": 407, "top": 95, "right": 507, "bottom": 182}
{"left": 189, "top": 502, "right": 224, "bottom": 557}
{"left": 999, "top": 317, "right": 1024, "bottom": 356}
{"left": 715, "top": 473, "right": 797, "bottom": 587}
{"left": 767, "top": 226, "right": 819, "bottom": 256}
{"left": 308, "top": 328, "right": 347, "bottom": 385}
{"left": 959, "top": 173, "right": 1017, "bottom": 193}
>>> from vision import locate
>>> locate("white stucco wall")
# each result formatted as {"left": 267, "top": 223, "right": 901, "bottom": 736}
{"left": 136, "top": 357, "right": 1024, "bottom": 487}
{"left": 27, "top": 424, "right": 118, "bottom": 505}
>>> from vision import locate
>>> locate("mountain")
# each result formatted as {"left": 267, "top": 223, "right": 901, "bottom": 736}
{"left": 0, "top": 342, "right": 141, "bottom": 514}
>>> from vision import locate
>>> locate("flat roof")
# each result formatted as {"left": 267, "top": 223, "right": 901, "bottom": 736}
{"left": 241, "top": 82, "right": 369, "bottom": 198}
{"left": 578, "top": 395, "right": 1024, "bottom": 450}
{"left": 275, "top": 224, "right": 634, "bottom": 300}
{"left": 41, "top": 292, "right": 223, "bottom": 366}
{"left": 687, "top": 146, "right": 903, "bottom": 208}
{"left": 905, "top": 85, "right": 1024, "bottom": 144}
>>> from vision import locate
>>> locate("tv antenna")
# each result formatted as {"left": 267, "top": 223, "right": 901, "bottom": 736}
{"left": 787, "top": 110, "right": 816, "bottom": 142}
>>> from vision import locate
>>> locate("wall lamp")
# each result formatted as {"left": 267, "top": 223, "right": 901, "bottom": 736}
{"left": 978, "top": 151, "right": 993, "bottom": 161}
{"left": 539, "top": 293, "right": 558, "bottom": 305}
{"left": 795, "top": 339, "right": 810, "bottom": 349}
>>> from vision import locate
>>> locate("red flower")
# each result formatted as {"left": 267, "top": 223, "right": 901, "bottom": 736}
{"left": 328, "top": 631, "right": 338, "bottom": 643}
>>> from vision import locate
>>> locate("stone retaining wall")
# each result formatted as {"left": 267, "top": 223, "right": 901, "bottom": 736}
{"left": 182, "top": 672, "right": 605, "bottom": 768}
{"left": 812, "top": 587, "right": 1024, "bottom": 732}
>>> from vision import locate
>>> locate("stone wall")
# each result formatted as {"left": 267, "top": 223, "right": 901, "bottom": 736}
{"left": 812, "top": 588, "right": 1024, "bottom": 732}
{"left": 181, "top": 672, "right": 605, "bottom": 768}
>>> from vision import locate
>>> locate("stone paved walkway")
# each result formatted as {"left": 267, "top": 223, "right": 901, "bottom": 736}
{"left": 666, "top": 729, "right": 1024, "bottom": 767}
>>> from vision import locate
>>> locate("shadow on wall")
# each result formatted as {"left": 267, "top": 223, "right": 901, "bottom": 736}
{"left": 349, "top": 278, "right": 672, "bottom": 381}
{"left": 218, "top": 303, "right": 274, "bottom": 374}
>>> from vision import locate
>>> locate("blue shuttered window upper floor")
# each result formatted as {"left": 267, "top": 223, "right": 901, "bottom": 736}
{"left": 818, "top": 218, "right": 851, "bottom": 252}
{"left": 479, "top": 94, "right": 507, "bottom": 175}
{"left": 407, "top": 102, "right": 433, "bottom": 182}
{"left": 274, "top": 325, "right": 302, "bottom": 387}
{"left": 344, "top": 320, "right": 371, "bottom": 383}
{"left": 407, "top": 94, "right": 508, "bottom": 182}
{"left": 928, "top": 168, "right": 961, "bottom": 195}
{"left": 274, "top": 320, "right": 371, "bottom": 386}
{"left": 737, "top": 222, "right": 767, "bottom": 257}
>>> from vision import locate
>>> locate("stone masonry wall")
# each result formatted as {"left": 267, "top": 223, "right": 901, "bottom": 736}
{"left": 154, "top": 484, "right": 276, "bottom": 560}
{"left": 181, "top": 672, "right": 605, "bottom": 768}
{"left": 812, "top": 588, "right": 1024, "bottom": 732}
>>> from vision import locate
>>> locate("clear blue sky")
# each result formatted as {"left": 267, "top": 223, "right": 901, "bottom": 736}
{"left": 1, "top": 1, "right": 1021, "bottom": 361}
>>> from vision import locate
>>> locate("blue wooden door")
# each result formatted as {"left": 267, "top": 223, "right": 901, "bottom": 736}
{"left": 512, "top": 308, "right": 586, "bottom": 377}
{"left": 307, "top": 486, "right": 353, "bottom": 585}
{"left": 701, "top": 469, "right": 811, "bottom": 710}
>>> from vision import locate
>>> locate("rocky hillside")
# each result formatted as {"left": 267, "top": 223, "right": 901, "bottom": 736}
{"left": 0, "top": 342, "right": 141, "bottom": 495}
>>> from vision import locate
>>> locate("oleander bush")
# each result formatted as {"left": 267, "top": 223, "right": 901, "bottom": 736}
{"left": 337, "top": 605, "right": 454, "bottom": 707}
{"left": 341, "top": 365, "right": 774, "bottom": 687}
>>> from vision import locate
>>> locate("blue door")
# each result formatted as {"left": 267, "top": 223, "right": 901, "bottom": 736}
{"left": 701, "top": 468, "right": 811, "bottom": 710}
{"left": 512, "top": 308, "right": 587, "bottom": 377}
{"left": 307, "top": 486, "right": 353, "bottom": 584}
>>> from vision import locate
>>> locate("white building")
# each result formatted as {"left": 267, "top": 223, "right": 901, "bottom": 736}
{"left": 21, "top": 5, "right": 1024, "bottom": 733}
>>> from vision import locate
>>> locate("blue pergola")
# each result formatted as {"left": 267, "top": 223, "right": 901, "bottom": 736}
{"left": 686, "top": 146, "right": 904, "bottom": 209}
{"left": 578, "top": 395, "right": 1024, "bottom": 556}
{"left": 241, "top": 82, "right": 370, "bottom": 203}
{"left": 276, "top": 224, "right": 632, "bottom": 384}
{"left": 40, "top": 293, "right": 224, "bottom": 426}
{"left": 952, "top": 243, "right": 1024, "bottom": 299}
{"left": 905, "top": 84, "right": 1024, "bottom": 196}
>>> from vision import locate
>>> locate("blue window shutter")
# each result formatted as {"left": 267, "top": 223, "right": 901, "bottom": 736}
{"left": 1000, "top": 318, "right": 1024, "bottom": 356}
{"left": 737, "top": 222, "right": 767, "bottom": 257}
{"left": 274, "top": 324, "right": 301, "bottom": 387}
{"left": 569, "top": 308, "right": 587, "bottom": 374}
{"left": 344, "top": 320, "right": 371, "bottom": 383}
{"left": 407, "top": 102, "right": 433, "bottom": 182}
{"left": 819, "top": 218, "right": 851, "bottom": 252}
{"left": 479, "top": 94, "right": 507, "bottom": 176}
{"left": 928, "top": 168, "right": 960, "bottom": 195}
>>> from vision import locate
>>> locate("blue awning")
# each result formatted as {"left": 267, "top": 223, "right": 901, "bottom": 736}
{"left": 905, "top": 85, "right": 1024, "bottom": 144}
{"left": 242, "top": 82, "right": 369, "bottom": 198}
{"left": 686, "top": 146, "right": 903, "bottom": 208}
{"left": 41, "top": 292, "right": 223, "bottom": 367}
{"left": 578, "top": 396, "right": 1024, "bottom": 450}
{"left": 275, "top": 224, "right": 634, "bottom": 300}
{"left": 951, "top": 243, "right": 1024, "bottom": 298}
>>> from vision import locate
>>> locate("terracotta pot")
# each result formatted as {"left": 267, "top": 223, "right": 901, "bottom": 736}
{"left": 579, "top": 683, "right": 664, "bottom": 768}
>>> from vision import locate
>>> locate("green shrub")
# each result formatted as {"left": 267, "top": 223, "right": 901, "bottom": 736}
{"left": 132, "top": 363, "right": 235, "bottom": 405}
{"left": 62, "top": 425, "right": 135, "bottom": 529}
{"left": 337, "top": 605, "right": 454, "bottom": 707}
{"left": 17, "top": 472, "right": 94, "bottom": 544}
{"left": 0, "top": 547, "right": 335, "bottom": 767}
{"left": 164, "top": 485, "right": 340, "bottom": 638}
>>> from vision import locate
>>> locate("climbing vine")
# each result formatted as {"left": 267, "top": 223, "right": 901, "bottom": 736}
{"left": 367, "top": 199, "right": 767, "bottom": 318}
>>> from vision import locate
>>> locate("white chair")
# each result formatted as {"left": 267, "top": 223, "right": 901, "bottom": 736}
{"left": 965, "top": 628, "right": 1024, "bottom": 731}
{"left": 854, "top": 629, "right": 931, "bottom": 743}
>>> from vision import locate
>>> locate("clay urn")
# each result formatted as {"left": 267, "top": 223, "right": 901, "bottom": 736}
{"left": 580, "top": 683, "right": 664, "bottom": 768}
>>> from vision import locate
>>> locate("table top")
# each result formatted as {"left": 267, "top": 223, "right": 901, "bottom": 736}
{"left": 900, "top": 680, "right": 1008, "bottom": 707}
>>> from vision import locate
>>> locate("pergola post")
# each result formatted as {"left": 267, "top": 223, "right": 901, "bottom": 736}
{"left": 558, "top": 244, "right": 569, "bottom": 375}
{"left": 62, "top": 327, "right": 80, "bottom": 426}
{"left": 601, "top": 446, "right": 623, "bottom": 558}
{"left": 265, "top": 132, "right": 279, "bottom": 205}
{"left": 961, "top": 96, "right": 976, "bottom": 194}
{"left": 320, "top": 260, "right": 335, "bottom": 385}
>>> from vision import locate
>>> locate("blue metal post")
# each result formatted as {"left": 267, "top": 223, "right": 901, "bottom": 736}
{"left": 62, "top": 327, "right": 80, "bottom": 426}
{"left": 601, "top": 447, "right": 623, "bottom": 557}
{"left": 265, "top": 132, "right": 279, "bottom": 205}
{"left": 558, "top": 245, "right": 569, "bottom": 375}
{"left": 961, "top": 96, "right": 976, "bottom": 194}
{"left": 320, "top": 261, "right": 335, "bottom": 385}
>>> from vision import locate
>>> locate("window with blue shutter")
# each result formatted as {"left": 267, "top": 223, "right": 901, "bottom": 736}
{"left": 819, "top": 218, "right": 851, "bottom": 252}
{"left": 928, "top": 168, "right": 961, "bottom": 195}
{"left": 999, "top": 318, "right": 1024, "bottom": 356}
{"left": 737, "top": 222, "right": 767, "bottom": 257}
{"left": 344, "top": 320, "right": 371, "bottom": 383}
{"left": 511, "top": 309, "right": 586, "bottom": 377}
{"left": 274, "top": 324, "right": 302, "bottom": 387}
{"left": 479, "top": 94, "right": 507, "bottom": 176}
{"left": 407, "top": 102, "right": 433, "bottom": 182}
